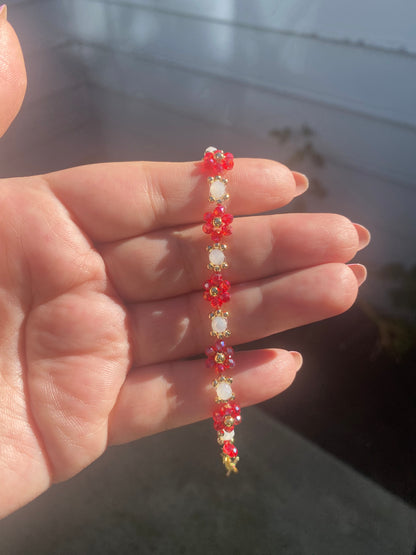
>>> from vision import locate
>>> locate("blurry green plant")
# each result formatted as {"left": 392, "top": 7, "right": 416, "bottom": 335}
{"left": 361, "top": 263, "right": 416, "bottom": 360}
{"left": 377, "top": 262, "right": 416, "bottom": 315}
{"left": 269, "top": 124, "right": 327, "bottom": 208}
{"left": 269, "top": 125, "right": 416, "bottom": 360}
{"left": 359, "top": 300, "right": 415, "bottom": 361}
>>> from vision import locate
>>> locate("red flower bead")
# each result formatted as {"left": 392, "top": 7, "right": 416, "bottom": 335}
{"left": 203, "top": 273, "right": 231, "bottom": 308}
{"left": 202, "top": 205, "right": 233, "bottom": 242}
{"left": 203, "top": 150, "right": 234, "bottom": 175}
{"left": 213, "top": 401, "right": 241, "bottom": 432}
{"left": 205, "top": 339, "right": 235, "bottom": 374}
{"left": 223, "top": 152, "right": 234, "bottom": 170}
{"left": 222, "top": 441, "right": 238, "bottom": 459}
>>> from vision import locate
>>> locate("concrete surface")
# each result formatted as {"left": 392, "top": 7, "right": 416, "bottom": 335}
{"left": 0, "top": 407, "right": 415, "bottom": 555}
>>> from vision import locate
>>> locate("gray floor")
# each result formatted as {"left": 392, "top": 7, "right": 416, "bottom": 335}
{"left": 0, "top": 407, "right": 415, "bottom": 555}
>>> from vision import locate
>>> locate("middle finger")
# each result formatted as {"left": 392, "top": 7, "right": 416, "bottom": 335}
{"left": 100, "top": 213, "right": 364, "bottom": 302}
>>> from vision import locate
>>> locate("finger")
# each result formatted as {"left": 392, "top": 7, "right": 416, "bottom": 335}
{"left": 100, "top": 213, "right": 367, "bottom": 302}
{"left": 108, "top": 348, "right": 302, "bottom": 445}
{"left": 0, "top": 9, "right": 27, "bottom": 138}
{"left": 45, "top": 158, "right": 304, "bottom": 243}
{"left": 128, "top": 262, "right": 361, "bottom": 367}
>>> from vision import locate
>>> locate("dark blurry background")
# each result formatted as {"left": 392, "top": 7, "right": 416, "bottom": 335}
{"left": 1, "top": 1, "right": 415, "bottom": 553}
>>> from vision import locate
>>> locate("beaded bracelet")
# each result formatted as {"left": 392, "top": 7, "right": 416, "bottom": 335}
{"left": 202, "top": 146, "right": 241, "bottom": 476}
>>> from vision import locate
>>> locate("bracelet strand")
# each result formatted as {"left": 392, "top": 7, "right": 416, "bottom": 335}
{"left": 202, "top": 146, "right": 241, "bottom": 476}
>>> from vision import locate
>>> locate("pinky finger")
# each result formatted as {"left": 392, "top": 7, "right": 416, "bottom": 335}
{"left": 108, "top": 349, "right": 302, "bottom": 445}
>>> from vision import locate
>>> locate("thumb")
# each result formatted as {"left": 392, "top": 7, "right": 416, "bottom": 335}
{"left": 0, "top": 5, "right": 27, "bottom": 138}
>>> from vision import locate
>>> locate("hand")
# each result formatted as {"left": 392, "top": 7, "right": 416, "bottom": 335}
{"left": 0, "top": 14, "right": 369, "bottom": 518}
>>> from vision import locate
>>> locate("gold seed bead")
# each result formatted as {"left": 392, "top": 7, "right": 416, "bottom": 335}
{"left": 224, "top": 416, "right": 235, "bottom": 427}
{"left": 215, "top": 352, "right": 226, "bottom": 364}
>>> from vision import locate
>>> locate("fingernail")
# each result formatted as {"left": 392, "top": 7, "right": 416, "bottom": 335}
{"left": 353, "top": 223, "right": 371, "bottom": 250}
{"left": 292, "top": 171, "right": 309, "bottom": 196}
{"left": 0, "top": 4, "right": 7, "bottom": 21}
{"left": 290, "top": 350, "right": 303, "bottom": 369}
{"left": 348, "top": 263, "right": 367, "bottom": 286}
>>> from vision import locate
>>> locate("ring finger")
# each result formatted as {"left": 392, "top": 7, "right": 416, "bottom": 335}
{"left": 128, "top": 262, "right": 364, "bottom": 367}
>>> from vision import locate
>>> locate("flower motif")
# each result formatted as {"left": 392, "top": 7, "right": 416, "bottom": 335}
{"left": 203, "top": 149, "right": 234, "bottom": 175}
{"left": 202, "top": 205, "right": 233, "bottom": 243}
{"left": 212, "top": 400, "right": 241, "bottom": 432}
{"left": 203, "top": 273, "right": 230, "bottom": 308}
{"left": 205, "top": 339, "right": 235, "bottom": 374}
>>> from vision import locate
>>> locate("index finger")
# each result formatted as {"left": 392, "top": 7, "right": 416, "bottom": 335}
{"left": 44, "top": 158, "right": 307, "bottom": 243}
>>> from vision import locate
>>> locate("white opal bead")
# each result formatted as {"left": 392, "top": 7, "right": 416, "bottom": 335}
{"left": 209, "top": 248, "right": 225, "bottom": 266}
{"left": 212, "top": 316, "right": 227, "bottom": 333}
{"left": 205, "top": 146, "right": 217, "bottom": 154}
{"left": 221, "top": 429, "right": 235, "bottom": 442}
{"left": 216, "top": 382, "right": 233, "bottom": 400}
{"left": 210, "top": 179, "right": 226, "bottom": 201}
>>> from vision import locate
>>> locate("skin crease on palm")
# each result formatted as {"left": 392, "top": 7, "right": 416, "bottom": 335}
{"left": 0, "top": 10, "right": 370, "bottom": 519}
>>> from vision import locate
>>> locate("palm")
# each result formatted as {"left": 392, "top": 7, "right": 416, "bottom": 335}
{"left": 1, "top": 173, "right": 129, "bottom": 513}
{"left": 0, "top": 159, "right": 366, "bottom": 516}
